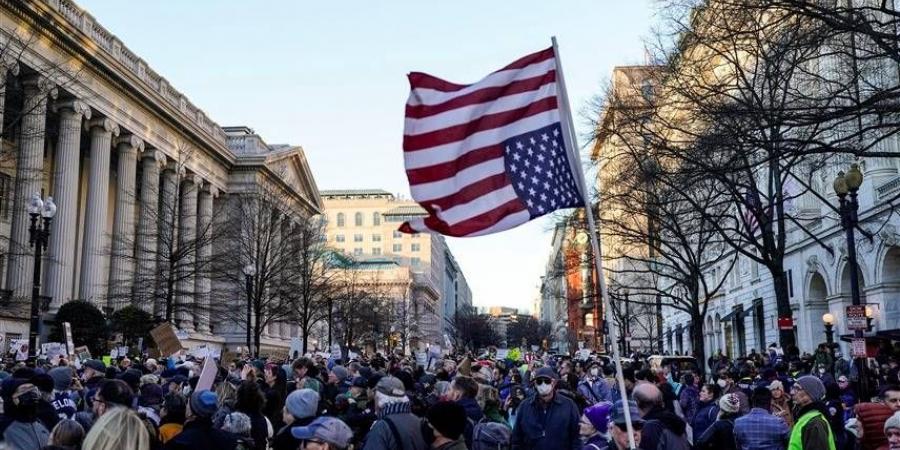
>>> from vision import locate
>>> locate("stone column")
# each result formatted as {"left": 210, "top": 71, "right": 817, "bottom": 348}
{"left": 176, "top": 175, "right": 199, "bottom": 332}
{"left": 156, "top": 164, "right": 179, "bottom": 320}
{"left": 7, "top": 76, "right": 55, "bottom": 298}
{"left": 107, "top": 135, "right": 143, "bottom": 310}
{"left": 0, "top": 61, "right": 19, "bottom": 142}
{"left": 135, "top": 150, "right": 165, "bottom": 314}
{"left": 45, "top": 100, "right": 90, "bottom": 309}
{"left": 79, "top": 118, "right": 118, "bottom": 306}
{"left": 194, "top": 184, "right": 215, "bottom": 334}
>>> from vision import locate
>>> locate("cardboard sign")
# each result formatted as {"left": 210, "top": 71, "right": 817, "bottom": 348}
{"left": 847, "top": 305, "right": 868, "bottom": 331}
{"left": 851, "top": 338, "right": 868, "bottom": 358}
{"left": 195, "top": 356, "right": 217, "bottom": 392}
{"left": 331, "top": 344, "right": 342, "bottom": 360}
{"left": 63, "top": 322, "right": 75, "bottom": 356}
{"left": 416, "top": 352, "right": 427, "bottom": 368}
{"left": 575, "top": 349, "right": 591, "bottom": 360}
{"left": 190, "top": 344, "right": 209, "bottom": 359}
{"left": 496, "top": 349, "right": 509, "bottom": 360}
{"left": 150, "top": 323, "right": 184, "bottom": 357}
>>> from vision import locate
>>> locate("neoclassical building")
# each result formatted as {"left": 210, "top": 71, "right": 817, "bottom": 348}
{"left": 0, "top": 0, "right": 322, "bottom": 354}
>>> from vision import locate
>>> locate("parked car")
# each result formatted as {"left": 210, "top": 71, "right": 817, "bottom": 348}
{"left": 647, "top": 355, "right": 699, "bottom": 376}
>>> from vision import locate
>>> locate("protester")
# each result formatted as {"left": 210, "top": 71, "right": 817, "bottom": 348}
{"left": 82, "top": 407, "right": 150, "bottom": 450}
{"left": 849, "top": 384, "right": 900, "bottom": 450}
{"left": 607, "top": 400, "right": 643, "bottom": 450}
{"left": 695, "top": 392, "right": 741, "bottom": 450}
{"left": 447, "top": 375, "right": 483, "bottom": 447}
{"left": 2, "top": 381, "right": 50, "bottom": 450}
{"left": 291, "top": 416, "right": 354, "bottom": 450}
{"left": 163, "top": 389, "right": 237, "bottom": 450}
{"left": 633, "top": 382, "right": 690, "bottom": 450}
{"left": 768, "top": 380, "right": 794, "bottom": 429}
{"left": 692, "top": 383, "right": 721, "bottom": 438}
{"left": 733, "top": 386, "right": 789, "bottom": 450}
{"left": 788, "top": 375, "right": 835, "bottom": 449}
{"left": 273, "top": 388, "right": 319, "bottom": 450}
{"left": 886, "top": 411, "right": 900, "bottom": 450}
{"left": 578, "top": 361, "right": 610, "bottom": 405}
{"left": 361, "top": 375, "right": 427, "bottom": 450}
{"left": 511, "top": 366, "right": 581, "bottom": 450}
{"left": 234, "top": 380, "right": 270, "bottom": 450}
{"left": 423, "top": 401, "right": 467, "bottom": 450}
{"left": 92, "top": 379, "right": 134, "bottom": 418}
{"left": 45, "top": 418, "right": 85, "bottom": 450}
{"left": 579, "top": 402, "right": 612, "bottom": 450}
{"left": 221, "top": 411, "right": 255, "bottom": 450}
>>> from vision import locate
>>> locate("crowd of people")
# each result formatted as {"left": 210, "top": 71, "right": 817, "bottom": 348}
{"left": 1, "top": 341, "right": 900, "bottom": 449}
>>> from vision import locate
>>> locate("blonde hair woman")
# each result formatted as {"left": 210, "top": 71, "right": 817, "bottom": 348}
{"left": 47, "top": 419, "right": 85, "bottom": 449}
{"left": 82, "top": 407, "right": 150, "bottom": 450}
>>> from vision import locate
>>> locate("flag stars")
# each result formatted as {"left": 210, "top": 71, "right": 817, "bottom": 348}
{"left": 541, "top": 133, "right": 549, "bottom": 141}
{"left": 516, "top": 141, "right": 524, "bottom": 150}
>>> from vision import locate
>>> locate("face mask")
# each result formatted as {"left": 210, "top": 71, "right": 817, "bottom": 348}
{"left": 182, "top": 386, "right": 191, "bottom": 397}
{"left": 536, "top": 383, "right": 553, "bottom": 396}
{"left": 590, "top": 368, "right": 599, "bottom": 377}
{"left": 717, "top": 379, "right": 727, "bottom": 388}
{"left": 819, "top": 368, "right": 826, "bottom": 374}
{"left": 421, "top": 421, "right": 436, "bottom": 445}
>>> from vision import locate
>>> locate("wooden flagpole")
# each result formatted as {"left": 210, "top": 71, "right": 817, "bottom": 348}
{"left": 552, "top": 36, "right": 638, "bottom": 449}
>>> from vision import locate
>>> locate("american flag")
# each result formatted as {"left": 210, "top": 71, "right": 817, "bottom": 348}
{"left": 399, "top": 47, "right": 583, "bottom": 237}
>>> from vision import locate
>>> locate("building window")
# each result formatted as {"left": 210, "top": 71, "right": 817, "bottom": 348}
{"left": 393, "top": 231, "right": 403, "bottom": 239}
{"left": 393, "top": 244, "right": 402, "bottom": 252}
{"left": 373, "top": 212, "right": 381, "bottom": 226}
{"left": 372, "top": 248, "right": 382, "bottom": 256}
{"left": 336, "top": 213, "right": 345, "bottom": 227}
{"left": 372, "top": 234, "right": 382, "bottom": 242}
{"left": 355, "top": 212, "right": 363, "bottom": 226}
{"left": 353, "top": 248, "right": 363, "bottom": 256}
{"left": 0, "top": 173, "right": 10, "bottom": 219}
{"left": 411, "top": 244, "right": 421, "bottom": 252}
{"left": 411, "top": 257, "right": 421, "bottom": 267}
{"left": 335, "top": 235, "right": 345, "bottom": 243}
{"left": 354, "top": 234, "right": 363, "bottom": 242}
{"left": 412, "top": 233, "right": 420, "bottom": 238}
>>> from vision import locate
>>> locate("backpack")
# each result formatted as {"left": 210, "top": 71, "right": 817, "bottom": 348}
{"left": 471, "top": 420, "right": 511, "bottom": 450}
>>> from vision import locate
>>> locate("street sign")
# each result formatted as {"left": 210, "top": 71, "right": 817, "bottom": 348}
{"left": 777, "top": 317, "right": 794, "bottom": 330}
{"left": 851, "top": 338, "right": 867, "bottom": 358}
{"left": 847, "top": 305, "right": 868, "bottom": 331}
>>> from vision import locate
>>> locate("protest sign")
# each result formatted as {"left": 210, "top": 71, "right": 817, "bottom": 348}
{"left": 195, "top": 355, "right": 217, "bottom": 392}
{"left": 331, "top": 344, "right": 342, "bottom": 360}
{"left": 63, "top": 322, "right": 74, "bottom": 356}
{"left": 416, "top": 352, "right": 427, "bottom": 368}
{"left": 10, "top": 339, "right": 28, "bottom": 361}
{"left": 40, "top": 342, "right": 67, "bottom": 359}
{"left": 496, "top": 349, "right": 509, "bottom": 360}
{"left": 290, "top": 337, "right": 302, "bottom": 359}
{"left": 150, "top": 323, "right": 184, "bottom": 356}
{"left": 74, "top": 346, "right": 91, "bottom": 361}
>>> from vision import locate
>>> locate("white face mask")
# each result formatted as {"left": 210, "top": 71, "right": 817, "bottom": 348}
{"left": 717, "top": 379, "right": 728, "bottom": 388}
{"left": 536, "top": 383, "right": 553, "bottom": 396}
{"left": 818, "top": 368, "right": 826, "bottom": 374}
{"left": 590, "top": 368, "right": 599, "bottom": 377}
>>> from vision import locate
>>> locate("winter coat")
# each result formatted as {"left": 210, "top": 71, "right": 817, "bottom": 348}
{"left": 511, "top": 392, "right": 581, "bottom": 450}
{"left": 640, "top": 406, "right": 690, "bottom": 450}
{"left": 695, "top": 417, "right": 737, "bottom": 450}
{"left": 1, "top": 419, "right": 49, "bottom": 450}
{"left": 856, "top": 402, "right": 894, "bottom": 450}
{"left": 578, "top": 378, "right": 611, "bottom": 404}
{"left": 771, "top": 396, "right": 794, "bottom": 429}
{"left": 162, "top": 418, "right": 238, "bottom": 450}
{"left": 678, "top": 385, "right": 700, "bottom": 423}
{"left": 361, "top": 401, "right": 427, "bottom": 450}
{"left": 458, "top": 396, "right": 484, "bottom": 448}
{"left": 581, "top": 434, "right": 609, "bottom": 450}
{"left": 272, "top": 416, "right": 313, "bottom": 450}
{"left": 691, "top": 399, "right": 719, "bottom": 438}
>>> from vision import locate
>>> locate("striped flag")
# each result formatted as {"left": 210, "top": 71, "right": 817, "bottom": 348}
{"left": 399, "top": 47, "right": 583, "bottom": 237}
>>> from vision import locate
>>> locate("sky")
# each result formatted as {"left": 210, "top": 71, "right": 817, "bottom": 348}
{"left": 78, "top": 0, "right": 656, "bottom": 312}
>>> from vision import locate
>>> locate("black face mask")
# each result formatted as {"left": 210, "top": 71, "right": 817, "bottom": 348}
{"left": 421, "top": 420, "right": 436, "bottom": 445}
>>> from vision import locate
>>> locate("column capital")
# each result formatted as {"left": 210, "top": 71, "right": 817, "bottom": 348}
{"left": 88, "top": 117, "right": 120, "bottom": 137}
{"left": 20, "top": 74, "right": 58, "bottom": 99}
{"left": 116, "top": 134, "right": 144, "bottom": 153}
{"left": 141, "top": 148, "right": 166, "bottom": 167}
{"left": 165, "top": 160, "right": 185, "bottom": 177}
{"left": 53, "top": 99, "right": 91, "bottom": 119}
{"left": 1, "top": 56, "right": 19, "bottom": 77}
{"left": 201, "top": 183, "right": 220, "bottom": 198}
{"left": 182, "top": 173, "right": 203, "bottom": 187}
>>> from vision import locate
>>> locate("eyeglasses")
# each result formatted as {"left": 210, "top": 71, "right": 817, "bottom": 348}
{"left": 534, "top": 378, "right": 552, "bottom": 386}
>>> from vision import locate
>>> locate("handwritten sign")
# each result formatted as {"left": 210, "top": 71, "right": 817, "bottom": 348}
{"left": 150, "top": 323, "right": 184, "bottom": 357}
{"left": 63, "top": 322, "right": 75, "bottom": 356}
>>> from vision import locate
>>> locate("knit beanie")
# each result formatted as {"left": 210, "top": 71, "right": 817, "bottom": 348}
{"left": 795, "top": 375, "right": 826, "bottom": 402}
{"left": 584, "top": 402, "right": 613, "bottom": 431}
{"left": 48, "top": 366, "right": 73, "bottom": 391}
{"left": 885, "top": 411, "right": 900, "bottom": 433}
{"left": 719, "top": 393, "right": 741, "bottom": 413}
{"left": 189, "top": 389, "right": 218, "bottom": 418}
{"left": 426, "top": 401, "right": 467, "bottom": 440}
{"left": 331, "top": 366, "right": 348, "bottom": 383}
{"left": 286, "top": 388, "right": 319, "bottom": 419}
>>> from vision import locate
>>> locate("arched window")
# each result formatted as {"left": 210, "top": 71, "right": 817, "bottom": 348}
{"left": 373, "top": 212, "right": 381, "bottom": 226}
{"left": 336, "top": 213, "right": 345, "bottom": 227}
{"left": 355, "top": 212, "right": 363, "bottom": 226}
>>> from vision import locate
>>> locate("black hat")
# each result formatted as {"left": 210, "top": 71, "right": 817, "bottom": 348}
{"left": 426, "top": 401, "right": 467, "bottom": 440}
{"left": 83, "top": 359, "right": 106, "bottom": 373}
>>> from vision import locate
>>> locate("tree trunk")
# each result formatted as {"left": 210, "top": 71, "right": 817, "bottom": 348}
{"left": 772, "top": 269, "right": 796, "bottom": 350}
{"left": 690, "top": 312, "right": 706, "bottom": 377}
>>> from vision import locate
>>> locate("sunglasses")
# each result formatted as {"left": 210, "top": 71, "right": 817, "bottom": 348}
{"left": 534, "top": 378, "right": 553, "bottom": 386}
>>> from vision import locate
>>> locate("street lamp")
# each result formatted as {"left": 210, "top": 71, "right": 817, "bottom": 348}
{"left": 834, "top": 163, "right": 867, "bottom": 398}
{"left": 242, "top": 264, "right": 256, "bottom": 356}
{"left": 822, "top": 313, "right": 835, "bottom": 350}
{"left": 27, "top": 193, "right": 56, "bottom": 360}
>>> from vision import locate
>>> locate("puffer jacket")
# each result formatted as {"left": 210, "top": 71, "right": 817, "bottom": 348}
{"left": 691, "top": 399, "right": 719, "bottom": 437}
{"left": 856, "top": 402, "right": 894, "bottom": 450}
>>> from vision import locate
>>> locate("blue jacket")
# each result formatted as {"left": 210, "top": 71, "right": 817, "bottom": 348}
{"left": 457, "top": 397, "right": 484, "bottom": 448}
{"left": 577, "top": 378, "right": 610, "bottom": 404}
{"left": 511, "top": 392, "right": 580, "bottom": 450}
{"left": 691, "top": 400, "right": 719, "bottom": 439}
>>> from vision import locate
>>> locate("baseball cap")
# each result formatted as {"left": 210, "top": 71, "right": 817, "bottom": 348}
{"left": 291, "top": 417, "right": 353, "bottom": 449}
{"left": 611, "top": 400, "right": 644, "bottom": 426}
{"left": 375, "top": 376, "right": 406, "bottom": 397}
{"left": 533, "top": 367, "right": 558, "bottom": 381}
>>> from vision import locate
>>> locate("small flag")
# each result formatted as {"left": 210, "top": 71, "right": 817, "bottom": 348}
{"left": 400, "top": 47, "right": 582, "bottom": 237}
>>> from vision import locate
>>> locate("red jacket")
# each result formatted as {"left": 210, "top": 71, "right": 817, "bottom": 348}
{"left": 856, "top": 402, "right": 893, "bottom": 450}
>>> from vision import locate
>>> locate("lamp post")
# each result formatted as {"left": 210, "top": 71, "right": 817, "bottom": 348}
{"left": 242, "top": 264, "right": 256, "bottom": 356}
{"left": 27, "top": 194, "right": 56, "bottom": 360}
{"left": 822, "top": 313, "right": 835, "bottom": 351}
{"left": 834, "top": 163, "right": 867, "bottom": 399}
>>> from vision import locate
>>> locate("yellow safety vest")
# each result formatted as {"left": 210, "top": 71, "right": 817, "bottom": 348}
{"left": 788, "top": 409, "right": 836, "bottom": 450}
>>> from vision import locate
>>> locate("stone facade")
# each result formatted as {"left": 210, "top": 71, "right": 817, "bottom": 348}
{"left": 0, "top": 0, "right": 322, "bottom": 355}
